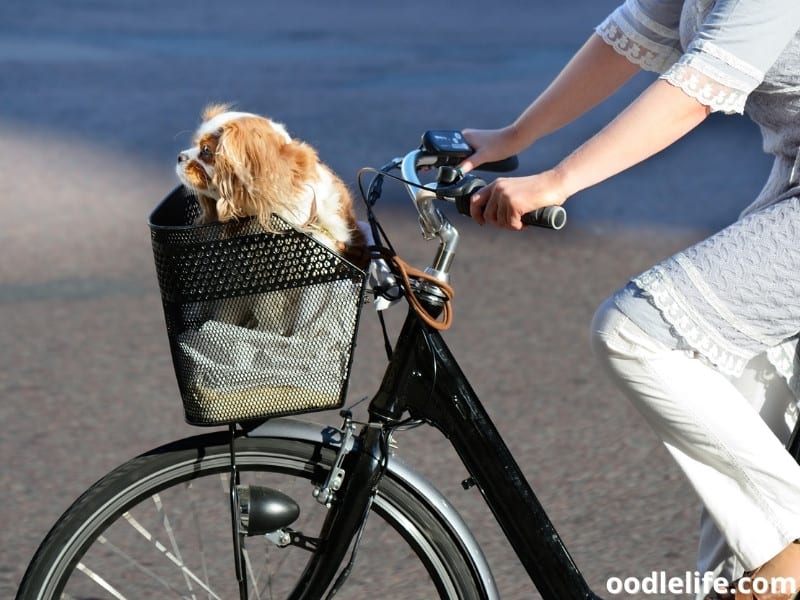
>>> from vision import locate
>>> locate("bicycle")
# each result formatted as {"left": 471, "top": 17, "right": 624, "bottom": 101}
{"left": 17, "top": 131, "right": 607, "bottom": 600}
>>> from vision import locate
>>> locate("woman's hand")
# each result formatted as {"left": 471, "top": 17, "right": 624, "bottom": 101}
{"left": 469, "top": 169, "right": 568, "bottom": 230}
{"left": 459, "top": 127, "right": 522, "bottom": 174}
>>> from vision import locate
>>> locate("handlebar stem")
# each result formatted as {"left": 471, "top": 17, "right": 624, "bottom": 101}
{"left": 400, "top": 150, "right": 459, "bottom": 284}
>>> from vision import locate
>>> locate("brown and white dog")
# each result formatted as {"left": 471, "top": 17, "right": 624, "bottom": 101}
{"left": 176, "top": 104, "right": 368, "bottom": 268}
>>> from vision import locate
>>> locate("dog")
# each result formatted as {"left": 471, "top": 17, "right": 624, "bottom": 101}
{"left": 176, "top": 104, "right": 369, "bottom": 268}
{"left": 172, "top": 107, "right": 398, "bottom": 406}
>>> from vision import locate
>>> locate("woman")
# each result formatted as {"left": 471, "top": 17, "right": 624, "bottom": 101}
{"left": 459, "top": 1, "right": 800, "bottom": 598}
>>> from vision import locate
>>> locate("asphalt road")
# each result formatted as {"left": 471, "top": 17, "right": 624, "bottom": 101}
{"left": 0, "top": 2, "right": 775, "bottom": 598}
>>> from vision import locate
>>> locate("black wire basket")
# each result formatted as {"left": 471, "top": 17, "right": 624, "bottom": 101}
{"left": 148, "top": 186, "right": 366, "bottom": 426}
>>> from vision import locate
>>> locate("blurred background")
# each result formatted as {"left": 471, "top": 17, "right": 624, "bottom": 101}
{"left": 1, "top": 1, "right": 773, "bottom": 598}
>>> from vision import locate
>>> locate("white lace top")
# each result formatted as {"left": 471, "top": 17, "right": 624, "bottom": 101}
{"left": 597, "top": 0, "right": 800, "bottom": 400}
{"left": 597, "top": 0, "right": 800, "bottom": 115}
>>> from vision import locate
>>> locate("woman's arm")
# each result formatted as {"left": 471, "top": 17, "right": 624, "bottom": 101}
{"left": 460, "top": 33, "right": 642, "bottom": 172}
{"left": 470, "top": 77, "right": 711, "bottom": 228}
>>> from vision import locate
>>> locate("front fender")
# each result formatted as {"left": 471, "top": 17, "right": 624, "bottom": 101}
{"left": 249, "top": 417, "right": 499, "bottom": 600}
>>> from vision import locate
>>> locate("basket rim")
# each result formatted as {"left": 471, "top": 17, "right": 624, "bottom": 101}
{"left": 148, "top": 185, "right": 369, "bottom": 274}
{"left": 148, "top": 185, "right": 261, "bottom": 233}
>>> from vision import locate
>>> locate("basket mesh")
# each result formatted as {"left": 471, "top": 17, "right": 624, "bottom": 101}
{"left": 149, "top": 186, "right": 366, "bottom": 426}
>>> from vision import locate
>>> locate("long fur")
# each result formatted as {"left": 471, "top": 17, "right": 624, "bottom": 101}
{"left": 176, "top": 105, "right": 368, "bottom": 268}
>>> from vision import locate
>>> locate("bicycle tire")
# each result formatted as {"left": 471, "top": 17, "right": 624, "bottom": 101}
{"left": 16, "top": 432, "right": 484, "bottom": 599}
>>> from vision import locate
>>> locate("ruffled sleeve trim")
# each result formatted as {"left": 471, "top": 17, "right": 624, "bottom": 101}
{"left": 596, "top": 10, "right": 682, "bottom": 73}
{"left": 661, "top": 61, "right": 748, "bottom": 114}
{"left": 660, "top": 39, "right": 764, "bottom": 115}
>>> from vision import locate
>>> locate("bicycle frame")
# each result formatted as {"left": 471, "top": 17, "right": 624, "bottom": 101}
{"left": 378, "top": 306, "right": 603, "bottom": 600}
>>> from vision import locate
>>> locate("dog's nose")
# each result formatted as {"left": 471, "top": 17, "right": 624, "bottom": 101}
{"left": 177, "top": 152, "right": 188, "bottom": 164}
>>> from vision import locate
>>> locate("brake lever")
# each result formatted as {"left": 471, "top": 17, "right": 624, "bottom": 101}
{"left": 434, "top": 172, "right": 486, "bottom": 202}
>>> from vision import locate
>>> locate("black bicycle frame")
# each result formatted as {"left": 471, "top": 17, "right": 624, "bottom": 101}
{"left": 382, "top": 306, "right": 603, "bottom": 599}
{"left": 291, "top": 303, "right": 604, "bottom": 599}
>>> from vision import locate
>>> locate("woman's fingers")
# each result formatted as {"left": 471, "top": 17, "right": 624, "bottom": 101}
{"left": 469, "top": 186, "right": 488, "bottom": 224}
{"left": 469, "top": 171, "right": 567, "bottom": 230}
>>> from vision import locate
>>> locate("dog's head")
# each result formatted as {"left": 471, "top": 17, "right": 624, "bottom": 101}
{"left": 176, "top": 104, "right": 318, "bottom": 225}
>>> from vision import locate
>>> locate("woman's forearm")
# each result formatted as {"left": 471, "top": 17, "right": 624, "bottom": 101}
{"left": 554, "top": 78, "right": 711, "bottom": 197}
{"left": 508, "top": 33, "right": 641, "bottom": 149}
{"left": 461, "top": 34, "right": 641, "bottom": 172}
{"left": 468, "top": 78, "right": 711, "bottom": 229}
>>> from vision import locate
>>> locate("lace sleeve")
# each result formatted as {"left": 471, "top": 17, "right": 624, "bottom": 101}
{"left": 660, "top": 43, "right": 758, "bottom": 115}
{"left": 595, "top": 0, "right": 683, "bottom": 73}
{"left": 662, "top": 0, "right": 800, "bottom": 115}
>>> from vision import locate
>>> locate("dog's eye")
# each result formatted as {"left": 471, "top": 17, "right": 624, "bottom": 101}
{"left": 200, "top": 145, "right": 213, "bottom": 160}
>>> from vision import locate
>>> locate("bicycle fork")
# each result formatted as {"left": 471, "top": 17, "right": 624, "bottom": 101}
{"left": 286, "top": 416, "right": 387, "bottom": 599}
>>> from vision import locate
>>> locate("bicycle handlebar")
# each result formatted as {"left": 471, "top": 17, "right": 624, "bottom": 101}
{"left": 471, "top": 155, "right": 520, "bottom": 173}
{"left": 392, "top": 135, "right": 567, "bottom": 284}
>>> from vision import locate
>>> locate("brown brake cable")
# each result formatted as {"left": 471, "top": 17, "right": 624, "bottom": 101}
{"left": 370, "top": 246, "right": 454, "bottom": 331}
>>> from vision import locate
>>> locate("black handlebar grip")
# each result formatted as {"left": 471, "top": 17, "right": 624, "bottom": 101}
{"left": 475, "top": 156, "right": 519, "bottom": 173}
{"left": 521, "top": 206, "right": 567, "bottom": 230}
{"left": 454, "top": 193, "right": 473, "bottom": 217}
{"left": 453, "top": 188, "right": 567, "bottom": 230}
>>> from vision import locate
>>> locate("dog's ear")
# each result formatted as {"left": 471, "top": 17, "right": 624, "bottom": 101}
{"left": 213, "top": 122, "right": 256, "bottom": 222}
{"left": 214, "top": 118, "right": 293, "bottom": 227}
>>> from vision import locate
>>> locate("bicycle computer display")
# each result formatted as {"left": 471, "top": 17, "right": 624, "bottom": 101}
{"left": 421, "top": 130, "right": 474, "bottom": 159}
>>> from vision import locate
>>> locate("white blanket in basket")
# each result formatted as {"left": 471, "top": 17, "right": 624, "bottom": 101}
{"left": 177, "top": 284, "right": 356, "bottom": 401}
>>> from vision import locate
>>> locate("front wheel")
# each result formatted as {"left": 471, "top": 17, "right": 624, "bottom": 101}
{"left": 16, "top": 432, "right": 484, "bottom": 599}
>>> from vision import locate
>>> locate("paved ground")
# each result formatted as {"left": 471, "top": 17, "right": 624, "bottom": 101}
{"left": 0, "top": 1, "right": 775, "bottom": 598}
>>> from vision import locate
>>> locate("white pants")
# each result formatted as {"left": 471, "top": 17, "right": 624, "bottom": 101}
{"left": 696, "top": 351, "right": 800, "bottom": 597}
{"left": 591, "top": 299, "right": 800, "bottom": 574}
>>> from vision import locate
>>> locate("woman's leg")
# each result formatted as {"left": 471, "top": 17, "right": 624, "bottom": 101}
{"left": 695, "top": 354, "right": 798, "bottom": 597}
{"left": 591, "top": 298, "right": 800, "bottom": 570}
